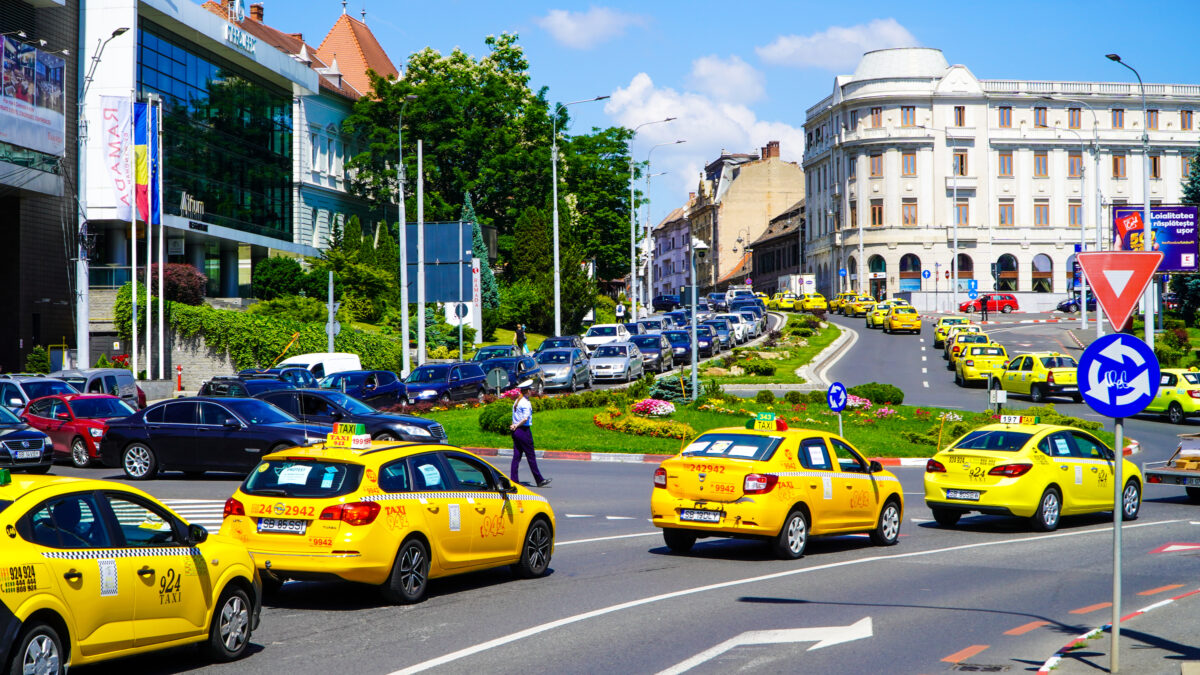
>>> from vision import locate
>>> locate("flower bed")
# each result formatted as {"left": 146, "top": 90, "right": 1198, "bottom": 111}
{"left": 593, "top": 408, "right": 694, "bottom": 440}
{"left": 632, "top": 398, "right": 676, "bottom": 417}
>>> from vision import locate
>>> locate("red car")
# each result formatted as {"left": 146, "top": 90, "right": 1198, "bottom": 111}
{"left": 21, "top": 394, "right": 136, "bottom": 468}
{"left": 959, "top": 293, "right": 1019, "bottom": 314}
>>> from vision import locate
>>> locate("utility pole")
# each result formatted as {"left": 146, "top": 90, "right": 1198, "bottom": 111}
{"left": 397, "top": 95, "right": 416, "bottom": 375}
{"left": 417, "top": 140, "right": 426, "bottom": 365}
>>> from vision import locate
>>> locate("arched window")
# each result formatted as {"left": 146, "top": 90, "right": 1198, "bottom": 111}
{"left": 868, "top": 255, "right": 887, "bottom": 299}
{"left": 899, "top": 253, "right": 921, "bottom": 291}
{"left": 1032, "top": 254, "right": 1053, "bottom": 293}
{"left": 956, "top": 253, "right": 974, "bottom": 277}
{"left": 996, "top": 253, "right": 1019, "bottom": 291}
{"left": 868, "top": 255, "right": 886, "bottom": 273}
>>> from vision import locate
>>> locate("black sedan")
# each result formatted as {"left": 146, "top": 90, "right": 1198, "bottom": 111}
{"left": 630, "top": 333, "right": 673, "bottom": 373}
{"left": 98, "top": 397, "right": 332, "bottom": 480}
{"left": 1056, "top": 295, "right": 1097, "bottom": 313}
{"left": 255, "top": 389, "right": 446, "bottom": 443}
{"left": 319, "top": 369, "right": 406, "bottom": 407}
{"left": 652, "top": 294, "right": 681, "bottom": 312}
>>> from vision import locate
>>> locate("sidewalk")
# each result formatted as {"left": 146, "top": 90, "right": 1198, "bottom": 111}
{"left": 1038, "top": 586, "right": 1200, "bottom": 674}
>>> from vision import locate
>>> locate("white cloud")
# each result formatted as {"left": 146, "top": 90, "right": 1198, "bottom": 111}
{"left": 687, "top": 55, "right": 765, "bottom": 103}
{"left": 605, "top": 72, "right": 805, "bottom": 214}
{"left": 535, "top": 7, "right": 647, "bottom": 50}
{"left": 756, "top": 18, "right": 919, "bottom": 71}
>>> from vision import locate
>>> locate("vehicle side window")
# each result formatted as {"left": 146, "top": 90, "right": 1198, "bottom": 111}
{"left": 379, "top": 460, "right": 410, "bottom": 492}
{"left": 444, "top": 454, "right": 495, "bottom": 490}
{"left": 311, "top": 364, "right": 325, "bottom": 379}
{"left": 87, "top": 377, "right": 105, "bottom": 393}
{"left": 1162, "top": 373, "right": 1178, "bottom": 387}
{"left": 0, "top": 383, "right": 20, "bottom": 404}
{"left": 409, "top": 454, "right": 449, "bottom": 491}
{"left": 1037, "top": 432, "right": 1073, "bottom": 457}
{"left": 24, "top": 494, "right": 112, "bottom": 549}
{"left": 163, "top": 402, "right": 198, "bottom": 424}
{"left": 1070, "top": 432, "right": 1109, "bottom": 460}
{"left": 47, "top": 399, "right": 67, "bottom": 418}
{"left": 144, "top": 404, "right": 165, "bottom": 423}
{"left": 449, "top": 367, "right": 461, "bottom": 381}
{"left": 198, "top": 402, "right": 237, "bottom": 426}
{"left": 798, "top": 437, "right": 833, "bottom": 470}
{"left": 103, "top": 495, "right": 183, "bottom": 547}
{"left": 829, "top": 438, "right": 868, "bottom": 473}
{"left": 378, "top": 371, "right": 396, "bottom": 385}
{"left": 227, "top": 383, "right": 247, "bottom": 397}
{"left": 104, "top": 376, "right": 119, "bottom": 396}
{"left": 266, "top": 393, "right": 300, "bottom": 415}
{"left": 299, "top": 394, "right": 336, "bottom": 417}
{"left": 27, "top": 399, "right": 50, "bottom": 417}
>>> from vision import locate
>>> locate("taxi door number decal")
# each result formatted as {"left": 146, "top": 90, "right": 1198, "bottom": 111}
{"left": 1, "top": 564, "right": 42, "bottom": 594}
{"left": 848, "top": 490, "right": 872, "bottom": 510}
{"left": 1075, "top": 465, "right": 1083, "bottom": 485}
{"left": 1098, "top": 469, "right": 1110, "bottom": 487}
{"left": 159, "top": 568, "right": 181, "bottom": 605}
{"left": 98, "top": 559, "right": 118, "bottom": 597}
{"left": 480, "top": 514, "right": 507, "bottom": 538}
{"left": 822, "top": 477, "right": 832, "bottom": 500}
{"left": 449, "top": 503, "right": 461, "bottom": 532}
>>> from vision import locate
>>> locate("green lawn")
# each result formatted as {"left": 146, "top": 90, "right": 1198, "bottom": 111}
{"left": 479, "top": 327, "right": 550, "bottom": 352}
{"left": 706, "top": 323, "right": 840, "bottom": 385}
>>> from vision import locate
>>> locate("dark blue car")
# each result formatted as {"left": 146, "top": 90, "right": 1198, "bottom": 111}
{"left": 630, "top": 333, "right": 673, "bottom": 373}
{"left": 662, "top": 330, "right": 693, "bottom": 364}
{"left": 706, "top": 293, "right": 728, "bottom": 311}
{"left": 664, "top": 311, "right": 689, "bottom": 328}
{"left": 405, "top": 363, "right": 489, "bottom": 403}
{"left": 319, "top": 369, "right": 406, "bottom": 408}
{"left": 477, "top": 355, "right": 545, "bottom": 395}
{"left": 255, "top": 388, "right": 447, "bottom": 443}
{"left": 98, "top": 397, "right": 333, "bottom": 479}
{"left": 0, "top": 405, "right": 52, "bottom": 473}
{"left": 237, "top": 366, "right": 320, "bottom": 388}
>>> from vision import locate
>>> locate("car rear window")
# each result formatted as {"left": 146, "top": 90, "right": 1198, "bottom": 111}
{"left": 1040, "top": 356, "right": 1077, "bottom": 368}
{"left": 970, "top": 347, "right": 1005, "bottom": 356}
{"left": 1184, "top": 373, "right": 1200, "bottom": 385}
{"left": 242, "top": 459, "right": 364, "bottom": 498}
{"left": 951, "top": 430, "right": 1032, "bottom": 452}
{"left": 594, "top": 345, "right": 627, "bottom": 358}
{"left": 681, "top": 433, "right": 781, "bottom": 461}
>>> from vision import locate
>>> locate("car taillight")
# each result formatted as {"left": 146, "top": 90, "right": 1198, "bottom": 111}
{"left": 223, "top": 498, "right": 245, "bottom": 518}
{"left": 1189, "top": 390, "right": 1200, "bottom": 400}
{"left": 988, "top": 463, "right": 1033, "bottom": 478}
{"left": 653, "top": 466, "right": 667, "bottom": 488}
{"left": 926, "top": 459, "right": 946, "bottom": 473}
{"left": 743, "top": 473, "right": 778, "bottom": 494}
{"left": 1047, "top": 371, "right": 1056, "bottom": 385}
{"left": 320, "top": 501, "right": 380, "bottom": 526}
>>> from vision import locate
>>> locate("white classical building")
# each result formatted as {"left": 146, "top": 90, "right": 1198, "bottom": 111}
{"left": 803, "top": 47, "right": 1200, "bottom": 307}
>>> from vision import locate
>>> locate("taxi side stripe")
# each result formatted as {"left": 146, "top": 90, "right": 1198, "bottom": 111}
{"left": 770, "top": 472, "right": 900, "bottom": 482}
{"left": 42, "top": 547, "right": 201, "bottom": 560}
{"left": 359, "top": 492, "right": 548, "bottom": 503}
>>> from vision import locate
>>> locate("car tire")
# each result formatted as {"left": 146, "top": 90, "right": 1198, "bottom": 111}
{"left": 869, "top": 498, "right": 902, "bottom": 546}
{"left": 1071, "top": 394, "right": 1083, "bottom": 404}
{"left": 1030, "top": 384, "right": 1046, "bottom": 403}
{"left": 382, "top": 537, "right": 430, "bottom": 604}
{"left": 1168, "top": 402, "right": 1186, "bottom": 425}
{"left": 439, "top": 393, "right": 451, "bottom": 405}
{"left": 569, "top": 375, "right": 577, "bottom": 393}
{"left": 374, "top": 432, "right": 398, "bottom": 441}
{"left": 954, "top": 371, "right": 963, "bottom": 387}
{"left": 9, "top": 621, "right": 65, "bottom": 675}
{"left": 70, "top": 437, "right": 92, "bottom": 468}
{"left": 771, "top": 509, "right": 808, "bottom": 560}
{"left": 203, "top": 585, "right": 252, "bottom": 662}
{"left": 512, "top": 518, "right": 553, "bottom": 578}
{"left": 477, "top": 387, "right": 487, "bottom": 403}
{"left": 931, "top": 508, "right": 960, "bottom": 527}
{"left": 662, "top": 527, "right": 696, "bottom": 554}
{"left": 1031, "top": 487, "right": 1062, "bottom": 532}
{"left": 122, "top": 442, "right": 158, "bottom": 480}
{"left": 1186, "top": 486, "right": 1200, "bottom": 503}
{"left": 1001, "top": 305, "right": 1013, "bottom": 313}
{"left": 1121, "top": 480, "right": 1141, "bottom": 521}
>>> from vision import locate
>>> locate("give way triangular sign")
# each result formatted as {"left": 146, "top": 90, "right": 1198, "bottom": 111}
{"left": 1077, "top": 252, "right": 1164, "bottom": 332}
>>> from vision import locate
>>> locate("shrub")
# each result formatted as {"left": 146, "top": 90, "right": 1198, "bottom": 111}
{"left": 482, "top": 307, "right": 501, "bottom": 342}
{"left": 1018, "top": 405, "right": 1103, "bottom": 432}
{"left": 805, "top": 390, "right": 827, "bottom": 404}
{"left": 742, "top": 359, "right": 777, "bottom": 376}
{"left": 649, "top": 376, "right": 695, "bottom": 404}
{"left": 701, "top": 378, "right": 725, "bottom": 402}
{"left": 1155, "top": 344, "right": 1185, "bottom": 367}
{"left": 848, "top": 382, "right": 905, "bottom": 405}
{"left": 755, "top": 390, "right": 776, "bottom": 404}
{"left": 627, "top": 372, "right": 654, "bottom": 399}
{"left": 1162, "top": 327, "right": 1191, "bottom": 352}
{"left": 426, "top": 345, "right": 455, "bottom": 359}
{"left": 784, "top": 390, "right": 804, "bottom": 405}
{"left": 478, "top": 400, "right": 514, "bottom": 435}
{"left": 148, "top": 263, "right": 207, "bottom": 305}
{"left": 94, "top": 354, "right": 112, "bottom": 368}
{"left": 246, "top": 295, "right": 337, "bottom": 324}
{"left": 811, "top": 309, "right": 827, "bottom": 321}
{"left": 1164, "top": 317, "right": 1186, "bottom": 331}
{"left": 23, "top": 345, "right": 50, "bottom": 374}
{"left": 251, "top": 257, "right": 307, "bottom": 301}
{"left": 632, "top": 398, "right": 676, "bottom": 417}
{"left": 793, "top": 328, "right": 813, "bottom": 338}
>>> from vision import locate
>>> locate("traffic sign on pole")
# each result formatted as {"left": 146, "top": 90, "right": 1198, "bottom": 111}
{"left": 967, "top": 279, "right": 978, "bottom": 291}
{"left": 967, "top": 290, "right": 978, "bottom": 300}
{"left": 839, "top": 268, "right": 847, "bottom": 277}
{"left": 827, "top": 382, "right": 847, "bottom": 437}
{"left": 921, "top": 270, "right": 931, "bottom": 280}
{"left": 1077, "top": 252, "right": 1163, "bottom": 333}
{"left": 1077, "top": 334, "right": 1159, "bottom": 418}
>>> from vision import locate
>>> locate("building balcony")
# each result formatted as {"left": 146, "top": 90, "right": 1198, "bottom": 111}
{"left": 945, "top": 175, "right": 978, "bottom": 191}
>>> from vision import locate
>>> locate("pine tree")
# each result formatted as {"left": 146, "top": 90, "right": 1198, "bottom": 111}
{"left": 1184, "top": 148, "right": 1200, "bottom": 205}
{"left": 463, "top": 192, "right": 500, "bottom": 308}
{"left": 341, "top": 214, "right": 364, "bottom": 253}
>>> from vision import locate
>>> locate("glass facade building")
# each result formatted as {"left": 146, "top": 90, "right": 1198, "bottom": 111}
{"left": 137, "top": 22, "right": 292, "bottom": 240}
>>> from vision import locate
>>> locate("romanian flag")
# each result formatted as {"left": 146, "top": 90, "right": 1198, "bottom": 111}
{"left": 133, "top": 101, "right": 160, "bottom": 224}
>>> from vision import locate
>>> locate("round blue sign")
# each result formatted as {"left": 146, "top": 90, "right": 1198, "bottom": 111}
{"left": 967, "top": 290, "right": 978, "bottom": 300}
{"left": 826, "top": 381, "right": 848, "bottom": 413}
{"left": 1076, "top": 334, "right": 1160, "bottom": 418}
{"left": 921, "top": 270, "right": 931, "bottom": 279}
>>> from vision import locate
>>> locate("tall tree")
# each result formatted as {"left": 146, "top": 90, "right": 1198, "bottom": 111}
{"left": 562, "top": 127, "right": 642, "bottom": 280}
{"left": 1184, "top": 148, "right": 1200, "bottom": 205}
{"left": 463, "top": 192, "right": 499, "bottom": 308}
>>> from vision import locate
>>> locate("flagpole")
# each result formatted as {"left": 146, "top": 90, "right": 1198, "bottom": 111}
{"left": 144, "top": 99, "right": 153, "bottom": 380}
{"left": 156, "top": 97, "right": 165, "bottom": 380}
{"left": 130, "top": 93, "right": 138, "bottom": 379}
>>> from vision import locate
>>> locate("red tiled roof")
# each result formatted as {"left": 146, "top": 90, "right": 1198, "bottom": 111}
{"left": 316, "top": 14, "right": 399, "bottom": 97}
{"left": 717, "top": 253, "right": 752, "bottom": 284}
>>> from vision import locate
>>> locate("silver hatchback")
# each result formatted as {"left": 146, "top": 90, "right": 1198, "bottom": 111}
{"left": 589, "top": 343, "right": 644, "bottom": 383}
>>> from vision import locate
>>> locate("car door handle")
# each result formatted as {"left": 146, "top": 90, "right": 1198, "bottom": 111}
{"left": 1060, "top": 466, "right": 1069, "bottom": 471}
{"left": 475, "top": 506, "right": 487, "bottom": 514}
{"left": 426, "top": 506, "right": 440, "bottom": 514}
{"left": 62, "top": 570, "right": 82, "bottom": 582}
{"left": 1091, "top": 467, "right": 1099, "bottom": 473}
{"left": 138, "top": 567, "right": 155, "bottom": 577}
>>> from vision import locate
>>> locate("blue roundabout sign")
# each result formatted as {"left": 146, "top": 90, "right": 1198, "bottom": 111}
{"left": 826, "top": 381, "right": 848, "bottom": 413}
{"left": 1076, "top": 334, "right": 1160, "bottom": 418}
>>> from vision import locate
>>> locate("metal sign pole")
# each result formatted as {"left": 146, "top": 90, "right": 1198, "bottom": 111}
{"left": 1112, "top": 416, "right": 1123, "bottom": 673}
{"left": 838, "top": 412, "right": 843, "bottom": 438}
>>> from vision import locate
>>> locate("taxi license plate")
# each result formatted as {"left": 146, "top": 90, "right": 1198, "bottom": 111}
{"left": 946, "top": 489, "right": 980, "bottom": 501}
{"left": 14, "top": 450, "right": 40, "bottom": 459}
{"left": 1187, "top": 476, "right": 1200, "bottom": 486}
{"left": 257, "top": 518, "right": 307, "bottom": 534}
{"left": 680, "top": 509, "right": 721, "bottom": 523}
{"left": 1059, "top": 386, "right": 1077, "bottom": 392}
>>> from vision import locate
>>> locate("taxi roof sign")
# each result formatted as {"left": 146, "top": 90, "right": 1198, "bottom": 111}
{"left": 994, "top": 414, "right": 1040, "bottom": 425}
{"left": 746, "top": 412, "right": 788, "bottom": 431}
{"left": 327, "top": 422, "right": 371, "bottom": 450}
{"left": 1077, "top": 251, "right": 1163, "bottom": 332}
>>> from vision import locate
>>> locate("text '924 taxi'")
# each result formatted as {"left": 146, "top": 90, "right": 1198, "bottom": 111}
{"left": 651, "top": 415, "right": 904, "bottom": 559}
{"left": 0, "top": 470, "right": 260, "bottom": 675}
{"left": 220, "top": 425, "right": 555, "bottom": 604}
{"left": 924, "top": 417, "right": 1141, "bottom": 532}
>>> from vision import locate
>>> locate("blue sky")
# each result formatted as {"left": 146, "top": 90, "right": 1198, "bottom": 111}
{"left": 251, "top": 0, "right": 1199, "bottom": 226}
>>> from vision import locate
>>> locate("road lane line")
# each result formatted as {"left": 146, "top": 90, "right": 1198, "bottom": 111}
{"left": 922, "top": 367, "right": 927, "bottom": 374}
{"left": 1138, "top": 584, "right": 1183, "bottom": 596}
{"left": 606, "top": 516, "right": 636, "bottom": 520}
{"left": 1004, "top": 620, "right": 1049, "bottom": 636}
{"left": 922, "top": 356, "right": 927, "bottom": 362}
{"left": 557, "top": 532, "right": 660, "bottom": 546}
{"left": 923, "top": 381, "right": 929, "bottom": 388}
{"left": 565, "top": 514, "right": 593, "bottom": 518}
{"left": 942, "top": 645, "right": 988, "bottom": 663}
{"left": 1069, "top": 602, "right": 1112, "bottom": 614}
{"left": 389, "top": 520, "right": 1183, "bottom": 674}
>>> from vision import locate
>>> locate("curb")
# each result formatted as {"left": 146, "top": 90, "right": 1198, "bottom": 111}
{"left": 465, "top": 445, "right": 931, "bottom": 467}
{"left": 919, "top": 316, "right": 1068, "bottom": 326}
{"left": 792, "top": 322, "right": 857, "bottom": 391}
{"left": 1066, "top": 330, "right": 1087, "bottom": 350}
{"left": 1036, "top": 586, "right": 1200, "bottom": 673}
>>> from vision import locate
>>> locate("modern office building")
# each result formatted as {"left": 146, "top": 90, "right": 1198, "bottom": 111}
{"left": 803, "top": 47, "right": 1200, "bottom": 301}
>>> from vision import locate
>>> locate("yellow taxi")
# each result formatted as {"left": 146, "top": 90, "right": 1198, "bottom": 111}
{"left": 882, "top": 306, "right": 922, "bottom": 334}
{"left": 651, "top": 415, "right": 904, "bottom": 559}
{"left": 940, "top": 325, "right": 983, "bottom": 359}
{"left": 844, "top": 295, "right": 876, "bottom": 317}
{"left": 831, "top": 292, "right": 857, "bottom": 313}
{"left": 933, "top": 316, "right": 972, "bottom": 348}
{"left": 994, "top": 352, "right": 1081, "bottom": 403}
{"left": 0, "top": 470, "right": 260, "bottom": 673}
{"left": 799, "top": 293, "right": 829, "bottom": 312}
{"left": 865, "top": 300, "right": 900, "bottom": 328}
{"left": 1143, "top": 369, "right": 1200, "bottom": 424}
{"left": 924, "top": 417, "right": 1142, "bottom": 531}
{"left": 955, "top": 343, "right": 1009, "bottom": 387}
{"left": 769, "top": 292, "right": 798, "bottom": 311}
{"left": 219, "top": 425, "right": 555, "bottom": 604}
{"left": 946, "top": 332, "right": 991, "bottom": 367}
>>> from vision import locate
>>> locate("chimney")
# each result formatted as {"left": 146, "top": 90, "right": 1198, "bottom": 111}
{"left": 250, "top": 3, "right": 264, "bottom": 21}
{"left": 763, "top": 140, "right": 781, "bottom": 159}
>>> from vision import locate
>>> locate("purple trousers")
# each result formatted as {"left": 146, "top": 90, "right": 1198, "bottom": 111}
{"left": 511, "top": 426, "right": 544, "bottom": 483}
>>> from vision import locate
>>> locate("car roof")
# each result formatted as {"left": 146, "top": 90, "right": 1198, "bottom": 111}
{"left": 0, "top": 474, "right": 157, "bottom": 504}
{"left": 261, "top": 439, "right": 459, "bottom": 464}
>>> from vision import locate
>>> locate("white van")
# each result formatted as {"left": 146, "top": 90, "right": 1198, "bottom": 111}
{"left": 276, "top": 352, "right": 362, "bottom": 379}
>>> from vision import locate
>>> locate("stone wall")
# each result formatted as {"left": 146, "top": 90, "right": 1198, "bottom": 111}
{"left": 165, "top": 332, "right": 237, "bottom": 391}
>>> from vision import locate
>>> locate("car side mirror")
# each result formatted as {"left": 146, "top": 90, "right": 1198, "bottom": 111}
{"left": 224, "top": 420, "right": 241, "bottom": 430}
{"left": 187, "top": 524, "right": 208, "bottom": 544}
{"left": 869, "top": 460, "right": 884, "bottom": 474}
{"left": 497, "top": 475, "right": 517, "bottom": 493}
{"left": 8, "top": 398, "right": 22, "bottom": 407}
{"left": 56, "top": 412, "right": 70, "bottom": 421}
{"left": 331, "top": 410, "right": 344, "bottom": 421}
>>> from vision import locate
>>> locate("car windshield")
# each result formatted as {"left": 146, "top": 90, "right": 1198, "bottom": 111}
{"left": 894, "top": 307, "right": 917, "bottom": 315}
{"left": 944, "top": 318, "right": 968, "bottom": 325}
{"left": 594, "top": 345, "right": 627, "bottom": 358}
{"left": 664, "top": 331, "right": 689, "bottom": 342}
{"left": 405, "top": 366, "right": 450, "bottom": 384}
{"left": 322, "top": 392, "right": 376, "bottom": 414}
{"left": 473, "top": 347, "right": 512, "bottom": 361}
{"left": 970, "top": 347, "right": 1006, "bottom": 356}
{"left": 682, "top": 433, "right": 781, "bottom": 461}
{"left": 70, "top": 398, "right": 136, "bottom": 418}
{"left": 225, "top": 399, "right": 297, "bottom": 425}
{"left": 241, "top": 459, "right": 364, "bottom": 498}
{"left": 707, "top": 321, "right": 730, "bottom": 331}
{"left": 1040, "top": 356, "right": 1077, "bottom": 368}
{"left": 951, "top": 430, "right": 1032, "bottom": 452}
{"left": 542, "top": 338, "right": 571, "bottom": 349}
{"left": 23, "top": 381, "right": 78, "bottom": 399}
{"left": 1184, "top": 373, "right": 1200, "bottom": 385}
{"left": 0, "top": 407, "right": 21, "bottom": 425}
{"left": 536, "top": 350, "right": 572, "bottom": 364}
{"left": 587, "top": 326, "right": 617, "bottom": 337}
{"left": 631, "top": 337, "right": 660, "bottom": 349}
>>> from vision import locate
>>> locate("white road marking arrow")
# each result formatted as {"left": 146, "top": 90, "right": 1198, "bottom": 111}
{"left": 655, "top": 617, "right": 873, "bottom": 675}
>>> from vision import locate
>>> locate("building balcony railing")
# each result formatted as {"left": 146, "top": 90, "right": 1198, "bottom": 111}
{"left": 980, "top": 79, "right": 1200, "bottom": 98}
{"left": 946, "top": 175, "right": 978, "bottom": 190}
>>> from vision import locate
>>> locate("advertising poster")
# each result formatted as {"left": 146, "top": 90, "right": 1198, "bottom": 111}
{"left": 1112, "top": 205, "right": 1200, "bottom": 272}
{"left": 0, "top": 36, "right": 66, "bottom": 156}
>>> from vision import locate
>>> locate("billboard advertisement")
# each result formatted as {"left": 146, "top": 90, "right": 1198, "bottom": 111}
{"left": 1112, "top": 205, "right": 1200, "bottom": 272}
{"left": 0, "top": 36, "right": 66, "bottom": 156}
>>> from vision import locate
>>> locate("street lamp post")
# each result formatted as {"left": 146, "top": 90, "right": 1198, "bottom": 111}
{"left": 397, "top": 93, "right": 417, "bottom": 376}
{"left": 628, "top": 118, "right": 676, "bottom": 322}
{"left": 1107, "top": 54, "right": 1154, "bottom": 349}
{"left": 917, "top": 125, "right": 959, "bottom": 310}
{"left": 641, "top": 170, "right": 668, "bottom": 313}
{"left": 1041, "top": 110, "right": 1091, "bottom": 329}
{"left": 75, "top": 26, "right": 130, "bottom": 369}
{"left": 689, "top": 237, "right": 709, "bottom": 400}
{"left": 641, "top": 140, "right": 685, "bottom": 317}
{"left": 552, "top": 95, "right": 609, "bottom": 337}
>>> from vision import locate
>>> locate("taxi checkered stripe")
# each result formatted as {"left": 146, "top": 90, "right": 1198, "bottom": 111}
{"left": 771, "top": 471, "right": 900, "bottom": 483}
{"left": 360, "top": 492, "right": 548, "bottom": 503}
{"left": 41, "top": 547, "right": 201, "bottom": 560}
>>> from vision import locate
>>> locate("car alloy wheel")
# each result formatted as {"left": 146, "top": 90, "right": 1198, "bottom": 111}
{"left": 383, "top": 538, "right": 430, "bottom": 604}
{"left": 1001, "top": 305, "right": 1013, "bottom": 313}
{"left": 1168, "top": 402, "right": 1185, "bottom": 425}
{"left": 772, "top": 510, "right": 808, "bottom": 560}
{"left": 122, "top": 443, "right": 157, "bottom": 480}
{"left": 71, "top": 438, "right": 92, "bottom": 468}
{"left": 15, "top": 623, "right": 63, "bottom": 675}
{"left": 216, "top": 589, "right": 250, "bottom": 655}
{"left": 1032, "top": 487, "right": 1061, "bottom": 532}
{"left": 870, "top": 500, "right": 901, "bottom": 546}
{"left": 514, "top": 519, "right": 553, "bottom": 578}
{"left": 1122, "top": 481, "right": 1141, "bottom": 520}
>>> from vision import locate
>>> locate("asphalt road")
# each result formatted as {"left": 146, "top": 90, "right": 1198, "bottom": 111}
{"left": 54, "top": 309, "right": 1199, "bottom": 674}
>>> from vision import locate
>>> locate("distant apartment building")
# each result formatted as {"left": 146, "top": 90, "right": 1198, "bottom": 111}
{"left": 750, "top": 199, "right": 805, "bottom": 296}
{"left": 651, "top": 197, "right": 693, "bottom": 298}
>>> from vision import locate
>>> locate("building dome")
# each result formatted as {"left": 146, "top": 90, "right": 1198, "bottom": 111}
{"left": 851, "top": 47, "right": 949, "bottom": 81}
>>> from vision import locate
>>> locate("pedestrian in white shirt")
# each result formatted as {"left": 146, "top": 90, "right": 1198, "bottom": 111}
{"left": 510, "top": 380, "right": 550, "bottom": 487}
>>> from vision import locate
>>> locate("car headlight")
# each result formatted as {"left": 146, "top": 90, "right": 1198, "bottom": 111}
{"left": 418, "top": 389, "right": 438, "bottom": 398}
{"left": 394, "top": 424, "right": 432, "bottom": 437}
{"left": 88, "top": 428, "right": 104, "bottom": 438}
